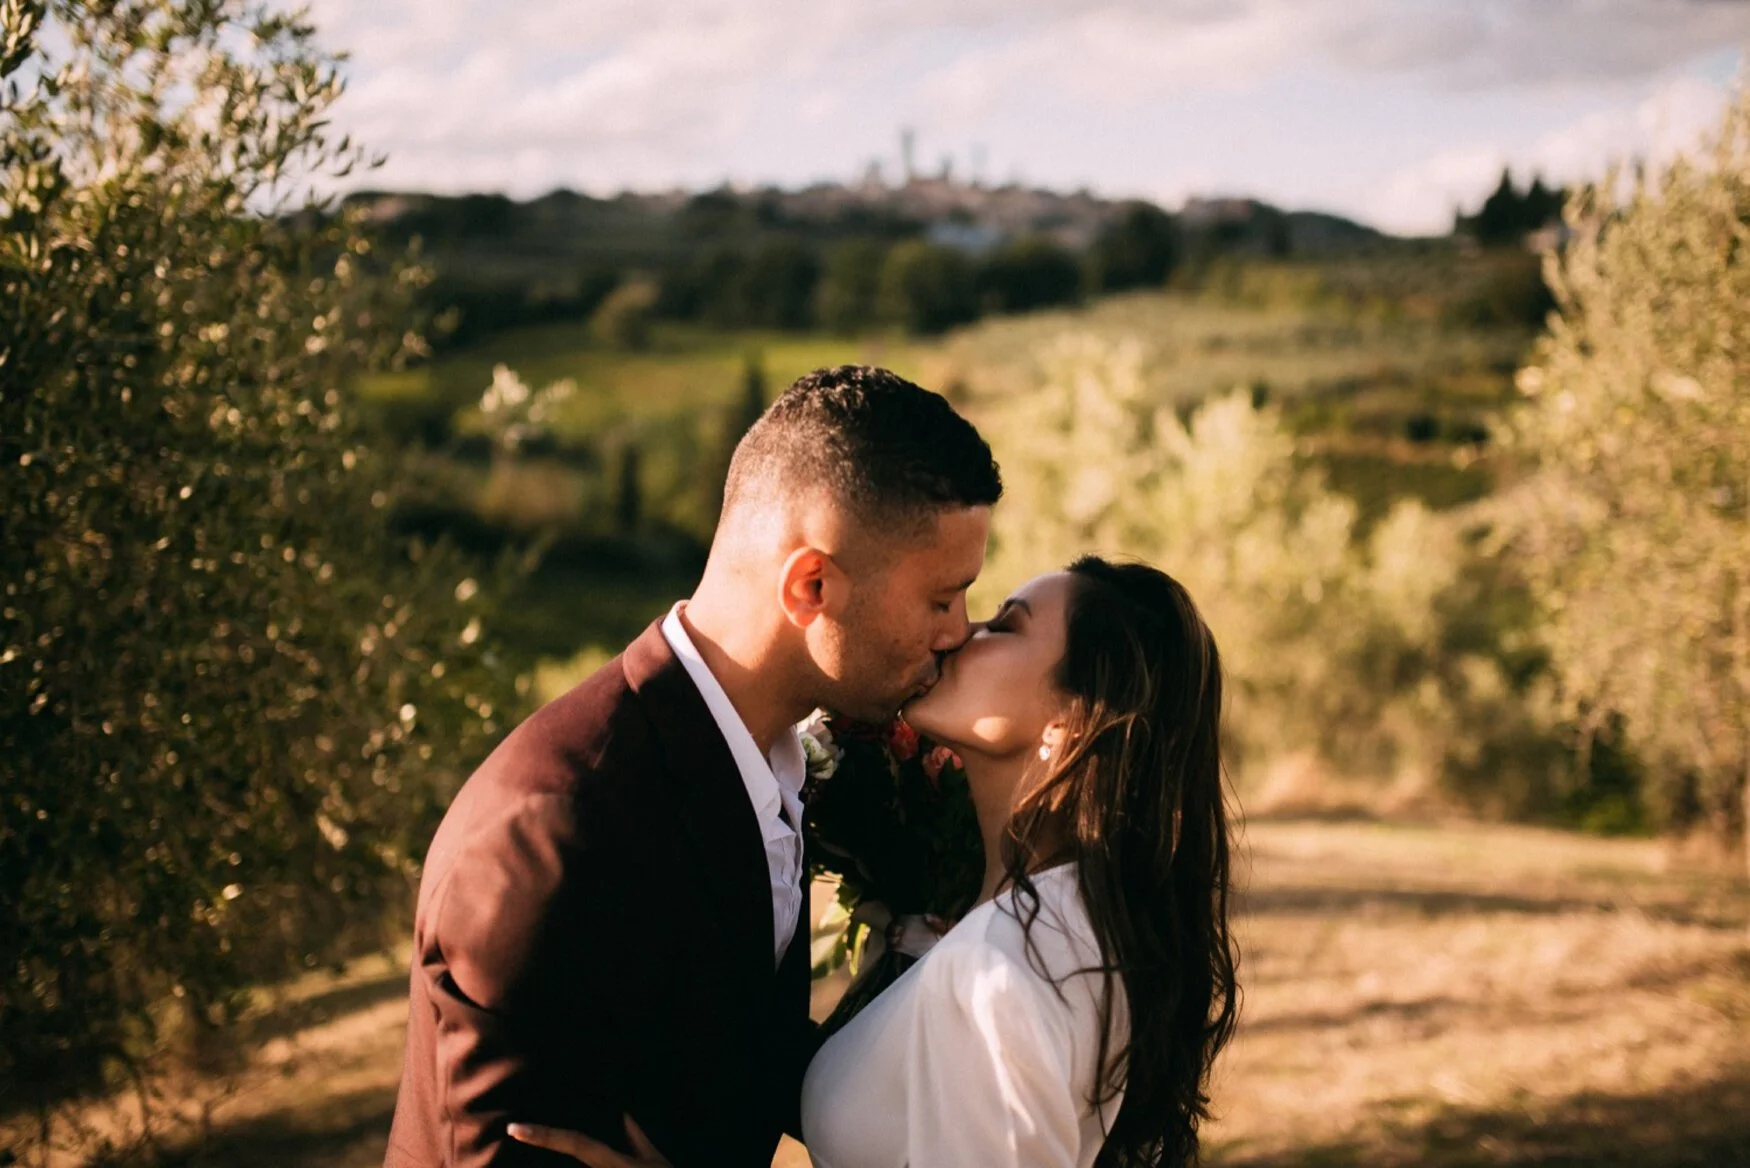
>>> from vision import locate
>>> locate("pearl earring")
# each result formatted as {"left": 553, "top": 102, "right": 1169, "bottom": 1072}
{"left": 1038, "top": 743, "right": 1051, "bottom": 761}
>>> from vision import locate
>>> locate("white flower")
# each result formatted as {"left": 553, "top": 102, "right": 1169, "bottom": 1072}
{"left": 481, "top": 364, "right": 532, "bottom": 415}
{"left": 797, "top": 709, "right": 843, "bottom": 783}
{"left": 801, "top": 732, "right": 839, "bottom": 781}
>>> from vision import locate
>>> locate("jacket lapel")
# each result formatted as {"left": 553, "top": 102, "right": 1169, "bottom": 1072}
{"left": 621, "top": 620, "right": 775, "bottom": 991}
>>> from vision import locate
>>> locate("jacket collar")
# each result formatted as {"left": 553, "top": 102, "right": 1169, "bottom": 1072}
{"left": 622, "top": 620, "right": 776, "bottom": 988}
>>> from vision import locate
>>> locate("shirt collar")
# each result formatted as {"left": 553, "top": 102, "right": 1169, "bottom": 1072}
{"left": 660, "top": 604, "right": 806, "bottom": 819}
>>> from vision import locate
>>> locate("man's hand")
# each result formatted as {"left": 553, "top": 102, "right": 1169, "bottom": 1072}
{"left": 506, "top": 1115, "right": 672, "bottom": 1168}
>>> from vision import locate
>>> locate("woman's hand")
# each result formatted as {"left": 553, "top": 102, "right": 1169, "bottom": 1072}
{"left": 506, "top": 1115, "right": 671, "bottom": 1167}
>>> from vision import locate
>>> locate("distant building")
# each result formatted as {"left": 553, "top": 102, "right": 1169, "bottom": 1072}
{"left": 926, "top": 220, "right": 1003, "bottom": 254}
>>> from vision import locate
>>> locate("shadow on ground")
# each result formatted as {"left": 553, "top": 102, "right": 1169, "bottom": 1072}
{"left": 234, "top": 971, "right": 410, "bottom": 1048}
{"left": 119, "top": 1084, "right": 396, "bottom": 1168}
{"left": 1238, "top": 884, "right": 1749, "bottom": 929}
{"left": 1216, "top": 1066, "right": 1750, "bottom": 1168}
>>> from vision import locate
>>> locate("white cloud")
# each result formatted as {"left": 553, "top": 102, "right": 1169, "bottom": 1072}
{"left": 303, "top": 0, "right": 1750, "bottom": 209}
{"left": 912, "top": 0, "right": 1750, "bottom": 118}
{"left": 1365, "top": 73, "right": 1736, "bottom": 234}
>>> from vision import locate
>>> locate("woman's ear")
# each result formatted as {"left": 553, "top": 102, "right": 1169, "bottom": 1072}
{"left": 1041, "top": 719, "right": 1070, "bottom": 757}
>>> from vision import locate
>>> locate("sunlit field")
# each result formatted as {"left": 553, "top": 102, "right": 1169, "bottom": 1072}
{"left": 23, "top": 819, "right": 1740, "bottom": 1167}
{"left": 361, "top": 323, "right": 886, "bottom": 437}
{"left": 1207, "top": 821, "right": 1750, "bottom": 1167}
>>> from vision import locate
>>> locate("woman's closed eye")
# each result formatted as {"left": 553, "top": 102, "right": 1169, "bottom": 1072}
{"left": 984, "top": 600, "right": 1026, "bottom": 633}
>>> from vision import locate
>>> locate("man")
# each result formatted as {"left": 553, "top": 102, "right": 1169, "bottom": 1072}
{"left": 386, "top": 365, "right": 1002, "bottom": 1167}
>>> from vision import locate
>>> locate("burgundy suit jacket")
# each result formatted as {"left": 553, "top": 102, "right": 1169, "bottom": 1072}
{"left": 386, "top": 621, "right": 816, "bottom": 1168}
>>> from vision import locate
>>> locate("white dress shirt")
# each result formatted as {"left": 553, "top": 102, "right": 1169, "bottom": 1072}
{"left": 661, "top": 603, "right": 807, "bottom": 967}
{"left": 800, "top": 864, "right": 1126, "bottom": 1168}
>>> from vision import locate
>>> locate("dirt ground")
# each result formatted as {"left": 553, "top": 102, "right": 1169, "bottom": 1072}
{"left": 19, "top": 819, "right": 1750, "bottom": 1167}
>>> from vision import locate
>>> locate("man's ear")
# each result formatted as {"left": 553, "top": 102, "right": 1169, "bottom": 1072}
{"left": 778, "top": 546, "right": 846, "bottom": 628}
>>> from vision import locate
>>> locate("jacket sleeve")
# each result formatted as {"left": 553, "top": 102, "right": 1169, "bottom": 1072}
{"left": 418, "top": 792, "right": 625, "bottom": 1167}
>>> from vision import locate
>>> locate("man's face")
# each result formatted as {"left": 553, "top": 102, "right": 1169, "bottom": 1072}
{"left": 815, "top": 506, "right": 991, "bottom": 722}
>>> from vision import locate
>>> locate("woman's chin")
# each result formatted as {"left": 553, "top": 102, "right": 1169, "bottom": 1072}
{"left": 900, "top": 695, "right": 942, "bottom": 740}
{"left": 904, "top": 706, "right": 973, "bottom": 757}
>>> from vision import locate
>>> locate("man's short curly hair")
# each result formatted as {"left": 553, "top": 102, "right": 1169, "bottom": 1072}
{"left": 723, "top": 365, "right": 1002, "bottom": 535}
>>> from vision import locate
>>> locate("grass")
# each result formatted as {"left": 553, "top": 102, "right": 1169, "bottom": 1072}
{"left": 23, "top": 820, "right": 1743, "bottom": 1166}
{"left": 361, "top": 321, "right": 902, "bottom": 435}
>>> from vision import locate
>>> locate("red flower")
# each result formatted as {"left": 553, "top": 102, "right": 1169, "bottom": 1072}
{"left": 885, "top": 719, "right": 920, "bottom": 761}
{"left": 921, "top": 745, "right": 961, "bottom": 787}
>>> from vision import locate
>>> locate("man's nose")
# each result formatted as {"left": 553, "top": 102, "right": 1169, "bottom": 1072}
{"left": 933, "top": 610, "right": 974, "bottom": 653}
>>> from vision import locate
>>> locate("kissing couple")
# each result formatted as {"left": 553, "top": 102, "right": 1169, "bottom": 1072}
{"left": 385, "top": 365, "right": 1240, "bottom": 1168}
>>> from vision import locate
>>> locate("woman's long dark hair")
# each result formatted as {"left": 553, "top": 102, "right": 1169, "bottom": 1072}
{"left": 1001, "top": 555, "right": 1240, "bottom": 1167}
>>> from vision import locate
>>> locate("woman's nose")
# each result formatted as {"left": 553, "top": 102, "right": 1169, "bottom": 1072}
{"left": 941, "top": 620, "right": 983, "bottom": 654}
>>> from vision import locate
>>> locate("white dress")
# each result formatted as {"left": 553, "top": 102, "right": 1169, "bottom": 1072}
{"left": 800, "top": 864, "right": 1127, "bottom": 1168}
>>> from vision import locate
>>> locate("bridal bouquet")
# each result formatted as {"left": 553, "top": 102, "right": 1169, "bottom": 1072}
{"left": 799, "top": 712, "right": 983, "bottom": 1033}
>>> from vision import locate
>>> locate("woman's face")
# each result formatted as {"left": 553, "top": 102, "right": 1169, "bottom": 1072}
{"left": 904, "top": 571, "right": 1076, "bottom": 761}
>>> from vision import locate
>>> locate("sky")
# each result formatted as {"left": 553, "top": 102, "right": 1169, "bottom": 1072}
{"left": 308, "top": 0, "right": 1750, "bottom": 236}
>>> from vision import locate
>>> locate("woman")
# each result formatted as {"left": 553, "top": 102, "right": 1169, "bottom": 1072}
{"left": 514, "top": 556, "right": 1240, "bottom": 1167}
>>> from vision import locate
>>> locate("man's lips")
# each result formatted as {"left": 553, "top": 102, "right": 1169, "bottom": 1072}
{"left": 910, "top": 657, "right": 945, "bottom": 697}
{"left": 907, "top": 650, "right": 956, "bottom": 699}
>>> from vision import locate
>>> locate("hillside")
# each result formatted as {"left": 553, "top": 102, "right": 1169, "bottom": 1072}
{"left": 340, "top": 180, "right": 1400, "bottom": 349}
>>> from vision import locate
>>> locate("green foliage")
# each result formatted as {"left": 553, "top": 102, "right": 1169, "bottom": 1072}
{"left": 1458, "top": 169, "right": 1568, "bottom": 246}
{"left": 878, "top": 240, "right": 979, "bottom": 335}
{"left": 1087, "top": 200, "right": 1178, "bottom": 292}
{"left": 702, "top": 351, "right": 767, "bottom": 524}
{"left": 976, "top": 337, "right": 1558, "bottom": 802}
{"left": 0, "top": 0, "right": 518, "bottom": 1121}
{"left": 740, "top": 238, "right": 821, "bottom": 330}
{"left": 425, "top": 266, "right": 622, "bottom": 352}
{"left": 588, "top": 277, "right": 658, "bottom": 351}
{"left": 1505, "top": 88, "right": 1750, "bottom": 861}
{"left": 656, "top": 238, "right": 821, "bottom": 331}
{"left": 656, "top": 244, "right": 743, "bottom": 324}
{"left": 815, "top": 238, "right": 887, "bottom": 334}
{"left": 615, "top": 443, "right": 643, "bottom": 535}
{"left": 976, "top": 235, "right": 1083, "bottom": 314}
{"left": 1440, "top": 251, "right": 1556, "bottom": 330}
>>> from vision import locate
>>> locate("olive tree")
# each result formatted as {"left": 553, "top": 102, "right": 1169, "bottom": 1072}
{"left": 1506, "top": 88, "right": 1750, "bottom": 869}
{"left": 0, "top": 0, "right": 518, "bottom": 1135}
{"left": 977, "top": 336, "right": 1553, "bottom": 803}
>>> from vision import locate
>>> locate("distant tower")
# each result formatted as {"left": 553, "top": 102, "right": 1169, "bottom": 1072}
{"left": 939, "top": 154, "right": 953, "bottom": 184}
{"left": 901, "top": 127, "right": 916, "bottom": 183}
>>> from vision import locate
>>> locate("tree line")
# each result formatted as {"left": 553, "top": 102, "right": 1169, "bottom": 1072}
{"left": 397, "top": 198, "right": 1184, "bottom": 348}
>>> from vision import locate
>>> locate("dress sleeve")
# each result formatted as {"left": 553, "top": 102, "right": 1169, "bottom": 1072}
{"left": 899, "top": 938, "right": 1083, "bottom": 1168}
